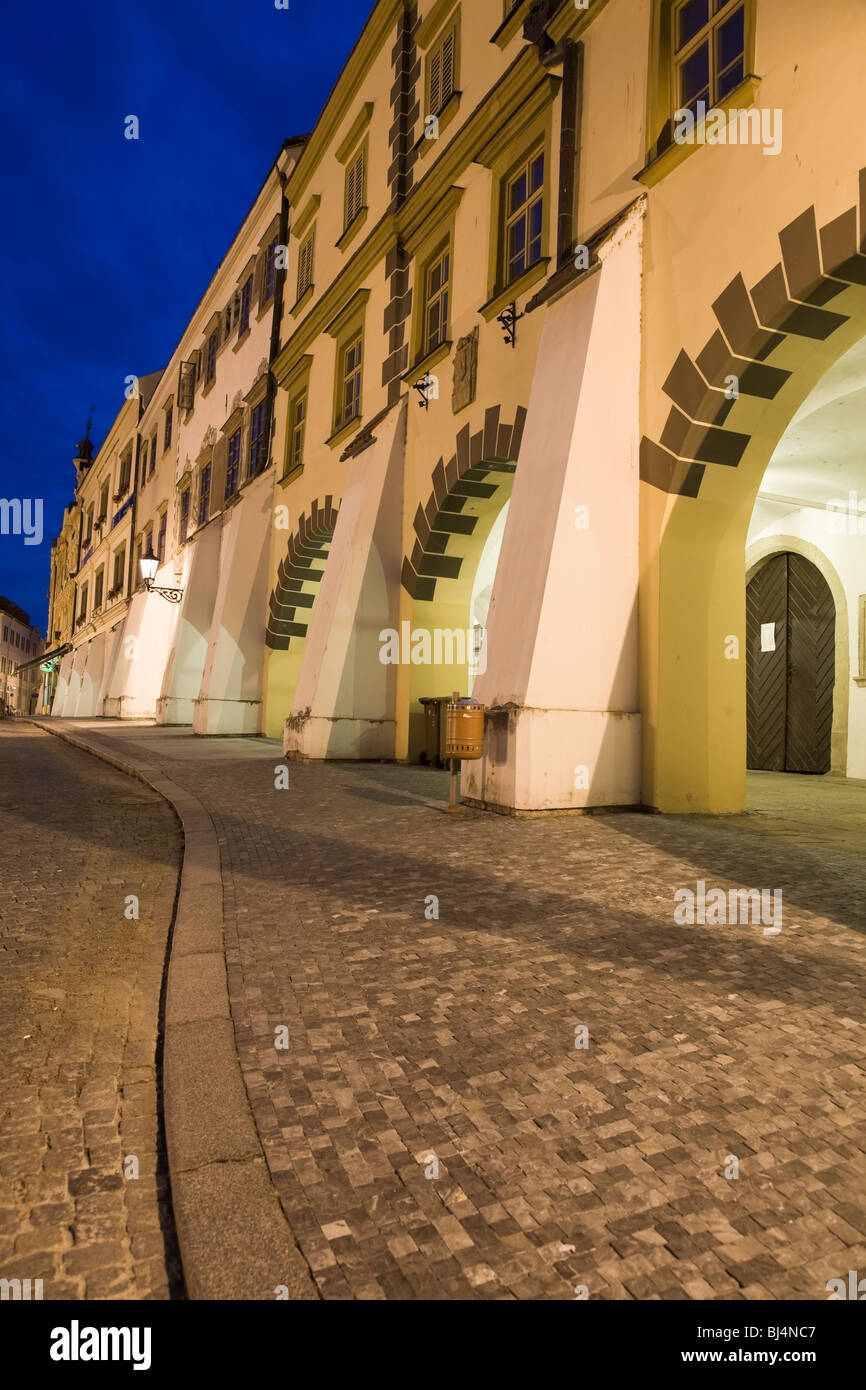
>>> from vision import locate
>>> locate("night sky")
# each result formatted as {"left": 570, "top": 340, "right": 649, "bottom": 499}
{"left": 0, "top": 0, "right": 371, "bottom": 633}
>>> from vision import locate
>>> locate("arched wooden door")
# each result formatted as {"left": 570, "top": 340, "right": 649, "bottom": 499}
{"left": 746, "top": 552, "right": 835, "bottom": 773}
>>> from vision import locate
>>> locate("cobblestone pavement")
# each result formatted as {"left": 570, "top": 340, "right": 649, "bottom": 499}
{"left": 39, "top": 726, "right": 866, "bottom": 1299}
{"left": 0, "top": 724, "right": 183, "bottom": 1300}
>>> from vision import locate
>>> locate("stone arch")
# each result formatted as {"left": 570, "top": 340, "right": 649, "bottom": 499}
{"left": 265, "top": 496, "right": 340, "bottom": 651}
{"left": 640, "top": 179, "right": 866, "bottom": 500}
{"left": 401, "top": 404, "right": 527, "bottom": 601}
{"left": 641, "top": 168, "right": 866, "bottom": 812}
{"left": 746, "top": 536, "right": 850, "bottom": 778}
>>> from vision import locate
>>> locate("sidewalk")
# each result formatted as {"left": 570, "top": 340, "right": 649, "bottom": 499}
{"left": 35, "top": 719, "right": 866, "bottom": 1300}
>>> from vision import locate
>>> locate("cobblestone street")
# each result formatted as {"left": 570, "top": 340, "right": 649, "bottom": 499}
{"left": 32, "top": 721, "right": 866, "bottom": 1302}
{"left": 0, "top": 724, "right": 183, "bottom": 1300}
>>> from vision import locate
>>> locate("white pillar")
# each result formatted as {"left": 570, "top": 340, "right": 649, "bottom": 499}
{"left": 284, "top": 400, "right": 406, "bottom": 760}
{"left": 466, "top": 202, "right": 644, "bottom": 811}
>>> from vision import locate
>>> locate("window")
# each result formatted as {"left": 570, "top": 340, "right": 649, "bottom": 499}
{"left": 94, "top": 567, "right": 104, "bottom": 611}
{"left": 424, "top": 245, "right": 450, "bottom": 355}
{"left": 85, "top": 505, "right": 94, "bottom": 543}
{"left": 149, "top": 433, "right": 158, "bottom": 477}
{"left": 289, "top": 391, "right": 307, "bottom": 473}
{"left": 112, "top": 546, "right": 126, "bottom": 594}
{"left": 239, "top": 277, "right": 253, "bottom": 335}
{"left": 157, "top": 510, "right": 167, "bottom": 562}
{"left": 428, "top": 25, "right": 456, "bottom": 116}
{"left": 505, "top": 149, "right": 544, "bottom": 284}
{"left": 198, "top": 463, "right": 211, "bottom": 526}
{"left": 675, "top": 0, "right": 746, "bottom": 116}
{"left": 164, "top": 406, "right": 173, "bottom": 451}
{"left": 117, "top": 449, "right": 132, "bottom": 497}
{"left": 178, "top": 488, "right": 191, "bottom": 544}
{"left": 249, "top": 399, "right": 269, "bottom": 477}
{"left": 297, "top": 231, "right": 315, "bottom": 300}
{"left": 206, "top": 330, "right": 218, "bottom": 383}
{"left": 98, "top": 481, "right": 109, "bottom": 521}
{"left": 134, "top": 535, "right": 142, "bottom": 585}
{"left": 79, "top": 586, "right": 88, "bottom": 622}
{"left": 225, "top": 429, "right": 242, "bottom": 499}
{"left": 344, "top": 146, "right": 366, "bottom": 230}
{"left": 264, "top": 240, "right": 278, "bottom": 302}
{"left": 338, "top": 334, "right": 363, "bottom": 430}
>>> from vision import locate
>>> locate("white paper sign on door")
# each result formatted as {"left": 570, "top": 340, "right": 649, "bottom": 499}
{"left": 760, "top": 622, "right": 776, "bottom": 652}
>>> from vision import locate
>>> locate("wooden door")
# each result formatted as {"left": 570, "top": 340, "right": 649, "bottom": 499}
{"left": 746, "top": 552, "right": 835, "bottom": 774}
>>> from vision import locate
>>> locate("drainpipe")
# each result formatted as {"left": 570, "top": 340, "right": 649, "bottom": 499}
{"left": 126, "top": 429, "right": 143, "bottom": 598}
{"left": 556, "top": 39, "right": 584, "bottom": 269}
{"left": 266, "top": 166, "right": 291, "bottom": 471}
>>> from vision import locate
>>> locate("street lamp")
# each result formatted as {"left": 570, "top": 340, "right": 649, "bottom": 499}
{"left": 140, "top": 546, "right": 183, "bottom": 604}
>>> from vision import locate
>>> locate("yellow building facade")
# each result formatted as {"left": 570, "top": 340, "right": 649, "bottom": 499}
{"left": 51, "top": 0, "right": 866, "bottom": 817}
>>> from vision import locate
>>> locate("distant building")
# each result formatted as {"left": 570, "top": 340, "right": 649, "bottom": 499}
{"left": 0, "top": 598, "right": 44, "bottom": 715}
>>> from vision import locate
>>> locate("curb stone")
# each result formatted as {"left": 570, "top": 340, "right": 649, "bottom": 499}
{"left": 30, "top": 719, "right": 318, "bottom": 1302}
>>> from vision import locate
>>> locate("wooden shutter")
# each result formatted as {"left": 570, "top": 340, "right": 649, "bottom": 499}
{"left": 178, "top": 360, "right": 196, "bottom": 411}
{"left": 211, "top": 435, "right": 229, "bottom": 509}
{"left": 429, "top": 46, "right": 442, "bottom": 114}
{"left": 252, "top": 250, "right": 265, "bottom": 309}
{"left": 441, "top": 30, "right": 455, "bottom": 107}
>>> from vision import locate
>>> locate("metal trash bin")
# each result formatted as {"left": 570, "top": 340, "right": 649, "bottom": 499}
{"left": 445, "top": 696, "right": 485, "bottom": 760}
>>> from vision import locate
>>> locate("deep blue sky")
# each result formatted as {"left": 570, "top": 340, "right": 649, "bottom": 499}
{"left": 0, "top": 0, "right": 371, "bottom": 633}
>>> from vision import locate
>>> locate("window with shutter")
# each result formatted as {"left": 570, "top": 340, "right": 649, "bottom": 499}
{"left": 344, "top": 147, "right": 365, "bottom": 229}
{"left": 298, "top": 230, "right": 315, "bottom": 299}
{"left": 429, "top": 26, "right": 457, "bottom": 116}
{"left": 239, "top": 277, "right": 253, "bottom": 334}
{"left": 178, "top": 360, "right": 196, "bottom": 411}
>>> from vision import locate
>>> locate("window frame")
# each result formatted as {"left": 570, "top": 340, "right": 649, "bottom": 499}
{"left": 673, "top": 0, "right": 747, "bottom": 117}
{"left": 288, "top": 388, "right": 307, "bottom": 476}
{"left": 502, "top": 144, "right": 546, "bottom": 289}
{"left": 335, "top": 330, "right": 364, "bottom": 434}
{"left": 198, "top": 461, "right": 212, "bottom": 527}
{"left": 422, "top": 240, "right": 451, "bottom": 359}
{"left": 643, "top": 0, "right": 757, "bottom": 169}
{"left": 249, "top": 398, "right": 269, "bottom": 478}
{"left": 225, "top": 428, "right": 242, "bottom": 500}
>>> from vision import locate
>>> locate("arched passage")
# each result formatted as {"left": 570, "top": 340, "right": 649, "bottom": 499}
{"left": 641, "top": 170, "right": 866, "bottom": 812}
{"left": 262, "top": 496, "right": 339, "bottom": 737}
{"left": 400, "top": 406, "right": 526, "bottom": 759}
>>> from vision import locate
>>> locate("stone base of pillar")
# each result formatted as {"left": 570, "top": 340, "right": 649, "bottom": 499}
{"left": 103, "top": 695, "right": 156, "bottom": 720}
{"left": 284, "top": 714, "right": 397, "bottom": 761}
{"left": 155, "top": 696, "right": 195, "bottom": 725}
{"left": 193, "top": 698, "right": 261, "bottom": 736}
{"left": 461, "top": 706, "right": 641, "bottom": 812}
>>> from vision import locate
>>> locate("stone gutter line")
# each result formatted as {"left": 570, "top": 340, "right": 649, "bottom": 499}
{"left": 29, "top": 719, "right": 318, "bottom": 1303}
